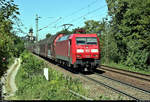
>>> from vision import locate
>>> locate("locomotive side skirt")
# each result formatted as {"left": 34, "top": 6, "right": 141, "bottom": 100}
{"left": 56, "top": 55, "right": 72, "bottom": 64}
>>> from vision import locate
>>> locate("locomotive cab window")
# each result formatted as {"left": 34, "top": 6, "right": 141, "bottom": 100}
{"left": 57, "top": 35, "right": 70, "bottom": 42}
{"left": 76, "top": 37, "right": 97, "bottom": 45}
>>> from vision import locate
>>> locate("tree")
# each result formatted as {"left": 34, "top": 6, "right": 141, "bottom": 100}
{"left": 56, "top": 29, "right": 72, "bottom": 35}
{"left": 106, "top": 0, "right": 150, "bottom": 68}
{"left": 0, "top": 0, "right": 20, "bottom": 77}
{"left": 46, "top": 33, "right": 51, "bottom": 38}
{"left": 71, "top": 27, "right": 85, "bottom": 34}
{"left": 29, "top": 28, "right": 33, "bottom": 34}
{"left": 83, "top": 20, "right": 104, "bottom": 33}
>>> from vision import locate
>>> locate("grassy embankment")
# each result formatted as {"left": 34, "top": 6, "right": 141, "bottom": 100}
{"left": 102, "top": 62, "right": 150, "bottom": 75}
{"left": 8, "top": 51, "right": 112, "bottom": 100}
{"left": 14, "top": 51, "right": 87, "bottom": 100}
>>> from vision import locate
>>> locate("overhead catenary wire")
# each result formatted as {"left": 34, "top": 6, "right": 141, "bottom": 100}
{"left": 73, "top": 10, "right": 107, "bottom": 28}
{"left": 51, "top": 0, "right": 99, "bottom": 28}
{"left": 40, "top": 1, "right": 107, "bottom": 34}
{"left": 62, "top": 0, "right": 98, "bottom": 21}
{"left": 66, "top": 5, "right": 107, "bottom": 25}
{"left": 38, "top": 17, "right": 62, "bottom": 31}
{"left": 54, "top": 4, "right": 107, "bottom": 30}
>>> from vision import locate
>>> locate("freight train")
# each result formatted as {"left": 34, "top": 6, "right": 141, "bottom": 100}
{"left": 27, "top": 33, "right": 101, "bottom": 72}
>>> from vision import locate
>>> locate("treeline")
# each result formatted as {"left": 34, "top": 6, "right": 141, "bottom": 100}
{"left": 0, "top": 0, "right": 24, "bottom": 78}
{"left": 105, "top": 0, "right": 150, "bottom": 69}
{"left": 56, "top": 0, "right": 150, "bottom": 70}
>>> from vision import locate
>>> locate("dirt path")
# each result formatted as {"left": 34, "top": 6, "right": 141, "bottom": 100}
{"left": 1, "top": 58, "right": 21, "bottom": 99}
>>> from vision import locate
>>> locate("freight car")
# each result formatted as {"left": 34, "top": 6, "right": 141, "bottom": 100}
{"left": 27, "top": 33, "right": 101, "bottom": 72}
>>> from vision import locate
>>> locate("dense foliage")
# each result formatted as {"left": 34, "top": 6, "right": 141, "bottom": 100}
{"left": 56, "top": 29, "right": 72, "bottom": 35}
{"left": 46, "top": 33, "right": 51, "bottom": 38}
{"left": 106, "top": 0, "right": 150, "bottom": 69}
{"left": 0, "top": 0, "right": 24, "bottom": 77}
{"left": 15, "top": 51, "right": 88, "bottom": 100}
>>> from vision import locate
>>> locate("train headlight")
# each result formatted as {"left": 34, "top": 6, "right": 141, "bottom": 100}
{"left": 91, "top": 49, "right": 98, "bottom": 52}
{"left": 76, "top": 49, "right": 84, "bottom": 53}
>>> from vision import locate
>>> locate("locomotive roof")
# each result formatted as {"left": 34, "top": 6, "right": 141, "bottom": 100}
{"left": 38, "top": 33, "right": 64, "bottom": 45}
{"left": 72, "top": 33, "right": 97, "bottom": 36}
{"left": 38, "top": 33, "right": 97, "bottom": 44}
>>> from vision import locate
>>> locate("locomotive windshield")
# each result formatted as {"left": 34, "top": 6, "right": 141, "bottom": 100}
{"left": 76, "top": 37, "right": 97, "bottom": 45}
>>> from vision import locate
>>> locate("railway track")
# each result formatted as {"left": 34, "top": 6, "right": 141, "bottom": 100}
{"left": 80, "top": 71, "right": 150, "bottom": 100}
{"left": 94, "top": 72, "right": 150, "bottom": 94}
{"left": 79, "top": 73, "right": 140, "bottom": 101}
{"left": 33, "top": 54, "right": 150, "bottom": 100}
{"left": 100, "top": 65, "right": 150, "bottom": 82}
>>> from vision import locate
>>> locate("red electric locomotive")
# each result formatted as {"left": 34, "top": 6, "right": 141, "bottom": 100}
{"left": 55, "top": 33, "right": 100, "bottom": 71}
{"left": 27, "top": 33, "right": 101, "bottom": 72}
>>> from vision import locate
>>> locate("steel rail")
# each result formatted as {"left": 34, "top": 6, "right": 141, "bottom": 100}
{"left": 69, "top": 90, "right": 93, "bottom": 100}
{"left": 101, "top": 65, "right": 150, "bottom": 77}
{"left": 33, "top": 54, "right": 142, "bottom": 101}
{"left": 99, "top": 66, "right": 150, "bottom": 82}
{"left": 94, "top": 72, "right": 150, "bottom": 94}
{"left": 79, "top": 73, "right": 140, "bottom": 101}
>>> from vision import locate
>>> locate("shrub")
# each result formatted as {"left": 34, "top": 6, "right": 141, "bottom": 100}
{"left": 15, "top": 52, "right": 87, "bottom": 100}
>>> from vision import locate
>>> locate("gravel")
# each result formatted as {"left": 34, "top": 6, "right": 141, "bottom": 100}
{"left": 100, "top": 68, "right": 150, "bottom": 91}
{"left": 34, "top": 55, "right": 132, "bottom": 100}
{"left": 89, "top": 74, "right": 150, "bottom": 100}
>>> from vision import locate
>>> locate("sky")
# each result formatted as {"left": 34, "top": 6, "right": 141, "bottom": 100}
{"left": 14, "top": 0, "right": 108, "bottom": 40}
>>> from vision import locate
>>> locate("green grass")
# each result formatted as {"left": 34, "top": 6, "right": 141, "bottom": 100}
{"left": 7, "top": 57, "right": 15, "bottom": 67}
{"left": 102, "top": 62, "right": 150, "bottom": 75}
{"left": 98, "top": 95, "right": 111, "bottom": 100}
{"left": 6, "top": 51, "right": 133, "bottom": 100}
{"left": 13, "top": 51, "right": 90, "bottom": 100}
{"left": 6, "top": 96, "right": 18, "bottom": 100}
{"left": 7, "top": 51, "right": 121, "bottom": 100}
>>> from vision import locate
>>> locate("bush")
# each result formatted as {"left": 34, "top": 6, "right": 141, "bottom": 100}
{"left": 15, "top": 52, "right": 87, "bottom": 100}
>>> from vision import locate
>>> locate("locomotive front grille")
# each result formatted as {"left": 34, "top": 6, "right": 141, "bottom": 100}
{"left": 75, "top": 59, "right": 100, "bottom": 68}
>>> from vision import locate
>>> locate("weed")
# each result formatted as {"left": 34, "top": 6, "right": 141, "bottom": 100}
{"left": 14, "top": 52, "right": 88, "bottom": 100}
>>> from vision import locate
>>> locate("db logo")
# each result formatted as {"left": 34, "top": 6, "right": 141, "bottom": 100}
{"left": 86, "top": 49, "right": 90, "bottom": 52}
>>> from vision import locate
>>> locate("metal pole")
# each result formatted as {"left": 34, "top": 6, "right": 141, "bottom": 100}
{"left": 105, "top": 18, "right": 108, "bottom": 64}
{"left": 106, "top": 22, "right": 109, "bottom": 64}
{"left": 106, "top": 18, "right": 109, "bottom": 64}
{"left": 36, "top": 14, "right": 38, "bottom": 42}
{"left": 105, "top": 26, "right": 107, "bottom": 64}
